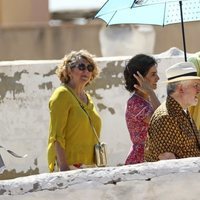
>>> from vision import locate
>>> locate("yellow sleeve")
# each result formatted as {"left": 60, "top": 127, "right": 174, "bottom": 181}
{"left": 49, "top": 88, "right": 70, "bottom": 149}
{"left": 48, "top": 88, "right": 70, "bottom": 172}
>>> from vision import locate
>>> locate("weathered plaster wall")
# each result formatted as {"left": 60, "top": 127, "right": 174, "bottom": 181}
{"left": 0, "top": 48, "right": 185, "bottom": 179}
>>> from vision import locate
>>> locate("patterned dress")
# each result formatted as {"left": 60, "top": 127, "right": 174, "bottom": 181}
{"left": 125, "top": 93, "right": 154, "bottom": 164}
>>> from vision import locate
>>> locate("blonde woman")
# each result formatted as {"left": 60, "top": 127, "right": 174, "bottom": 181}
{"left": 47, "top": 50, "right": 101, "bottom": 172}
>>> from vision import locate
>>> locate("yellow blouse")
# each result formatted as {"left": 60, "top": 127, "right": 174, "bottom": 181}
{"left": 47, "top": 86, "right": 101, "bottom": 172}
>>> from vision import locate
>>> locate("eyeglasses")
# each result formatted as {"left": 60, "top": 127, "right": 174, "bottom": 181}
{"left": 71, "top": 63, "right": 94, "bottom": 72}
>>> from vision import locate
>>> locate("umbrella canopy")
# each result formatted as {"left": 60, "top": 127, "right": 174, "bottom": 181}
{"left": 95, "top": 0, "right": 200, "bottom": 61}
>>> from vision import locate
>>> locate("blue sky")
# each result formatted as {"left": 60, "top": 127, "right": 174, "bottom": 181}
{"left": 49, "top": 0, "right": 107, "bottom": 12}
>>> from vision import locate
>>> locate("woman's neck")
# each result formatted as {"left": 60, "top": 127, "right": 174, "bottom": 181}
{"left": 67, "top": 82, "right": 85, "bottom": 95}
{"left": 66, "top": 82, "right": 87, "bottom": 103}
{"left": 135, "top": 90, "right": 149, "bottom": 101}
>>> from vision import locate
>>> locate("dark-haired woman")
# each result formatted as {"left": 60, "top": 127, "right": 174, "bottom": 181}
{"left": 124, "top": 54, "right": 160, "bottom": 164}
{"left": 47, "top": 50, "right": 101, "bottom": 172}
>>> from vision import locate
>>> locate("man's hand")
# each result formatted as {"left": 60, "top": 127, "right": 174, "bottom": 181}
{"left": 158, "top": 152, "right": 176, "bottom": 160}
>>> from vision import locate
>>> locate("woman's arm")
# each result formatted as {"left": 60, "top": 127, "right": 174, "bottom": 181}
{"left": 133, "top": 72, "right": 160, "bottom": 110}
{"left": 55, "top": 141, "right": 70, "bottom": 171}
{"left": 147, "top": 90, "right": 161, "bottom": 110}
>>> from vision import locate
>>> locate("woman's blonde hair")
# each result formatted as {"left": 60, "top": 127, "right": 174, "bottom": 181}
{"left": 56, "top": 50, "right": 100, "bottom": 85}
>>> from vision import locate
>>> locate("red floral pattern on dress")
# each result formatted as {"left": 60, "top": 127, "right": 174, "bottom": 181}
{"left": 125, "top": 93, "right": 153, "bottom": 164}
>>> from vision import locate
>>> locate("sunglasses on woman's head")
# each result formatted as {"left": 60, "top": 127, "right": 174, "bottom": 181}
{"left": 71, "top": 63, "right": 94, "bottom": 72}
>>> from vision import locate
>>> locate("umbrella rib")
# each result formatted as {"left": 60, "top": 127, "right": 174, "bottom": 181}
{"left": 94, "top": 0, "right": 110, "bottom": 18}
{"left": 163, "top": 2, "right": 167, "bottom": 27}
{"left": 130, "top": 0, "right": 175, "bottom": 8}
{"left": 107, "top": 10, "right": 117, "bottom": 25}
{"left": 131, "top": 1, "right": 135, "bottom": 8}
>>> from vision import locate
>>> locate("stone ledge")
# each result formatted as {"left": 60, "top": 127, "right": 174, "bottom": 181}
{"left": 0, "top": 157, "right": 200, "bottom": 196}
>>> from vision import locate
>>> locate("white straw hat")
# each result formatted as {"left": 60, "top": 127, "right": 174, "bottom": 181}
{"left": 165, "top": 62, "right": 200, "bottom": 83}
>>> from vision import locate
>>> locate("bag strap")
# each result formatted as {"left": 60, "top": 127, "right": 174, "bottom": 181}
{"left": 80, "top": 105, "right": 101, "bottom": 144}
{"left": 64, "top": 85, "right": 101, "bottom": 144}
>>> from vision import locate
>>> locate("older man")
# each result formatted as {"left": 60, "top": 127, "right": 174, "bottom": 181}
{"left": 144, "top": 62, "right": 200, "bottom": 161}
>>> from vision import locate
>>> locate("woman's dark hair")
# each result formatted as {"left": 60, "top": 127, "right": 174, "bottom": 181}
{"left": 124, "top": 54, "right": 157, "bottom": 92}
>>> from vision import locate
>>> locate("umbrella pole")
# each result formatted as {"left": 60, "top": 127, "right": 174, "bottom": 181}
{"left": 179, "top": 1, "right": 187, "bottom": 62}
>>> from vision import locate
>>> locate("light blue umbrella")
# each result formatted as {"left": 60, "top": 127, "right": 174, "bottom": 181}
{"left": 95, "top": 0, "right": 200, "bottom": 61}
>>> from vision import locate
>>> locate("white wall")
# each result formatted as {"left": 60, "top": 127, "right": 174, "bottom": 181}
{"left": 0, "top": 48, "right": 185, "bottom": 178}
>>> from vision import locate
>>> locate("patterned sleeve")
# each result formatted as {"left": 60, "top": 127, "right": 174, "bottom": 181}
{"left": 135, "top": 105, "right": 152, "bottom": 121}
{"left": 148, "top": 115, "right": 181, "bottom": 157}
{"left": 126, "top": 98, "right": 153, "bottom": 144}
{"left": 127, "top": 98, "right": 153, "bottom": 122}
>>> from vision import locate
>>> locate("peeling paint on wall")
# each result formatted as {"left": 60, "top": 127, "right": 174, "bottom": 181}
{"left": 87, "top": 61, "right": 125, "bottom": 96}
{"left": 0, "top": 70, "right": 28, "bottom": 101}
{"left": 0, "top": 158, "right": 39, "bottom": 180}
{"left": 87, "top": 60, "right": 125, "bottom": 113}
{"left": 43, "top": 67, "right": 57, "bottom": 77}
{"left": 38, "top": 82, "right": 53, "bottom": 90}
